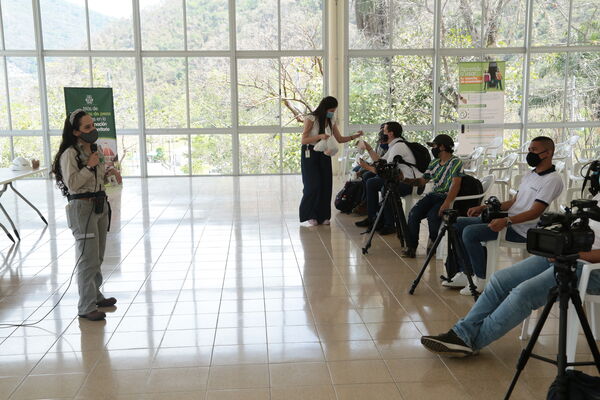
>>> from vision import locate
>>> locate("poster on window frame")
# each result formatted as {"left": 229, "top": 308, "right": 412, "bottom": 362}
{"left": 64, "top": 87, "right": 119, "bottom": 171}
{"left": 457, "top": 61, "right": 505, "bottom": 155}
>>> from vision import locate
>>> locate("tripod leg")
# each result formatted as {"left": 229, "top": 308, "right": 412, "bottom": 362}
{"left": 505, "top": 290, "right": 559, "bottom": 400}
{"left": 362, "top": 191, "right": 389, "bottom": 255}
{"left": 447, "top": 226, "right": 479, "bottom": 300}
{"left": 409, "top": 226, "right": 447, "bottom": 295}
{"left": 390, "top": 192, "right": 406, "bottom": 247}
{"left": 569, "top": 291, "right": 600, "bottom": 373}
{"left": 395, "top": 193, "right": 408, "bottom": 248}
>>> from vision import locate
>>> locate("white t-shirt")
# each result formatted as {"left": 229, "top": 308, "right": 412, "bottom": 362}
{"left": 508, "top": 166, "right": 564, "bottom": 237}
{"left": 382, "top": 138, "right": 423, "bottom": 180}
{"left": 305, "top": 114, "right": 335, "bottom": 137}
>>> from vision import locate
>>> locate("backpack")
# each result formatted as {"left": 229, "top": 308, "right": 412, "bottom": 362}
{"left": 335, "top": 181, "right": 363, "bottom": 214}
{"left": 453, "top": 174, "right": 483, "bottom": 217}
{"left": 399, "top": 140, "right": 432, "bottom": 174}
{"left": 547, "top": 370, "right": 600, "bottom": 400}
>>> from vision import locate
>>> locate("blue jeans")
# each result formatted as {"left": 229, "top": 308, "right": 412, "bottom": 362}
{"left": 366, "top": 176, "right": 412, "bottom": 227}
{"left": 455, "top": 217, "right": 527, "bottom": 279}
{"left": 406, "top": 192, "right": 447, "bottom": 249}
{"left": 453, "top": 255, "right": 600, "bottom": 350}
{"left": 361, "top": 170, "right": 377, "bottom": 202}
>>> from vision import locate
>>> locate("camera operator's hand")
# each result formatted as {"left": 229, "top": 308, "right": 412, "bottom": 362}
{"left": 319, "top": 134, "right": 330, "bottom": 141}
{"left": 438, "top": 201, "right": 451, "bottom": 216}
{"left": 468, "top": 205, "right": 486, "bottom": 217}
{"left": 488, "top": 218, "right": 508, "bottom": 232}
{"left": 358, "top": 159, "right": 370, "bottom": 169}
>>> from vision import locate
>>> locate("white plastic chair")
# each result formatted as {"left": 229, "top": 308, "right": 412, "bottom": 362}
{"left": 463, "top": 146, "right": 485, "bottom": 177}
{"left": 553, "top": 161, "right": 567, "bottom": 211}
{"left": 482, "top": 227, "right": 527, "bottom": 289}
{"left": 484, "top": 136, "right": 504, "bottom": 159}
{"left": 520, "top": 262, "right": 600, "bottom": 366}
{"left": 488, "top": 153, "right": 518, "bottom": 201}
{"left": 436, "top": 175, "right": 495, "bottom": 260}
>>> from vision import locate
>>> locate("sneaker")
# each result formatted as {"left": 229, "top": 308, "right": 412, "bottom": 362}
{"left": 78, "top": 310, "right": 106, "bottom": 321}
{"left": 307, "top": 219, "right": 318, "bottom": 226}
{"left": 442, "top": 272, "right": 469, "bottom": 288}
{"left": 401, "top": 247, "right": 416, "bottom": 258}
{"left": 355, "top": 217, "right": 371, "bottom": 227}
{"left": 96, "top": 297, "right": 117, "bottom": 307}
{"left": 322, "top": 219, "right": 331, "bottom": 225}
{"left": 378, "top": 225, "right": 396, "bottom": 235}
{"left": 460, "top": 277, "right": 486, "bottom": 296}
{"left": 421, "top": 329, "right": 475, "bottom": 357}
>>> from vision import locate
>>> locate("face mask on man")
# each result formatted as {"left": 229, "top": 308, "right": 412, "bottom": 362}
{"left": 526, "top": 150, "right": 547, "bottom": 167}
{"left": 79, "top": 129, "right": 99, "bottom": 144}
{"left": 326, "top": 111, "right": 334, "bottom": 119}
{"left": 431, "top": 147, "right": 441, "bottom": 159}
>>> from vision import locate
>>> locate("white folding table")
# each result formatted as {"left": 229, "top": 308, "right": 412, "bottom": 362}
{"left": 0, "top": 167, "right": 49, "bottom": 243}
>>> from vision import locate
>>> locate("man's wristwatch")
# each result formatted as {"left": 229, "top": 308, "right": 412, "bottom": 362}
{"left": 505, "top": 217, "right": 513, "bottom": 227}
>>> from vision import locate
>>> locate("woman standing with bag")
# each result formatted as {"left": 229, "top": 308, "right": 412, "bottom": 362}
{"left": 299, "top": 96, "right": 362, "bottom": 226}
{"left": 51, "top": 109, "right": 122, "bottom": 321}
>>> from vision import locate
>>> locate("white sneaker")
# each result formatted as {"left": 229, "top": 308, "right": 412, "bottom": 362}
{"left": 322, "top": 219, "right": 331, "bottom": 225}
{"left": 307, "top": 219, "right": 318, "bottom": 226}
{"left": 460, "top": 277, "right": 486, "bottom": 296}
{"left": 442, "top": 272, "right": 469, "bottom": 288}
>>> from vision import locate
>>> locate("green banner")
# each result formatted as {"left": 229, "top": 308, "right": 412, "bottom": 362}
{"left": 457, "top": 61, "right": 506, "bottom": 155}
{"left": 459, "top": 61, "right": 506, "bottom": 93}
{"left": 64, "top": 87, "right": 119, "bottom": 170}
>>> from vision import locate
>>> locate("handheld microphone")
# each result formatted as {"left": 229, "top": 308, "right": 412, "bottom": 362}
{"left": 90, "top": 143, "right": 98, "bottom": 171}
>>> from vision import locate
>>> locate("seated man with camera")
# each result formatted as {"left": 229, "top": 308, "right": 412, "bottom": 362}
{"left": 444, "top": 136, "right": 564, "bottom": 294}
{"left": 352, "top": 124, "right": 390, "bottom": 215}
{"left": 421, "top": 197, "right": 600, "bottom": 357}
{"left": 401, "top": 134, "right": 463, "bottom": 258}
{"left": 355, "top": 122, "right": 418, "bottom": 235}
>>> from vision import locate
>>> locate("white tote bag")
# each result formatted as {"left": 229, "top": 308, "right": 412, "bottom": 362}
{"left": 314, "top": 136, "right": 339, "bottom": 157}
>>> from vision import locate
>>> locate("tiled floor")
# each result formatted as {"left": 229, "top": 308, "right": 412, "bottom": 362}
{"left": 0, "top": 176, "right": 597, "bottom": 399}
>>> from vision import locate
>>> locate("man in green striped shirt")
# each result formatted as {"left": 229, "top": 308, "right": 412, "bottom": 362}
{"left": 401, "top": 134, "right": 463, "bottom": 258}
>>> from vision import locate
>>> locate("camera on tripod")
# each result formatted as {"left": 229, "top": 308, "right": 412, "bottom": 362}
{"left": 441, "top": 208, "right": 458, "bottom": 224}
{"left": 526, "top": 199, "right": 600, "bottom": 258}
{"left": 374, "top": 158, "right": 403, "bottom": 182}
{"left": 481, "top": 196, "right": 508, "bottom": 223}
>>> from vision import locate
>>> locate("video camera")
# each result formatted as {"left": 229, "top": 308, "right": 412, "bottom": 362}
{"left": 374, "top": 156, "right": 404, "bottom": 182}
{"left": 581, "top": 160, "right": 600, "bottom": 197}
{"left": 481, "top": 196, "right": 508, "bottom": 223}
{"left": 526, "top": 199, "right": 600, "bottom": 259}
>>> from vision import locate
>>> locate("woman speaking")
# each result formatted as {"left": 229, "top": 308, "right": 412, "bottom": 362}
{"left": 51, "top": 109, "right": 121, "bottom": 321}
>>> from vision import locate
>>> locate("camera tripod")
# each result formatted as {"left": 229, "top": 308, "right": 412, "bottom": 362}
{"left": 408, "top": 210, "right": 480, "bottom": 299}
{"left": 362, "top": 181, "right": 409, "bottom": 255}
{"left": 505, "top": 255, "right": 600, "bottom": 400}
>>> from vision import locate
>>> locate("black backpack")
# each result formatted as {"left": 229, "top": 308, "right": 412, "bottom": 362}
{"left": 335, "top": 181, "right": 363, "bottom": 214}
{"left": 400, "top": 139, "right": 432, "bottom": 174}
{"left": 547, "top": 370, "right": 600, "bottom": 399}
{"left": 453, "top": 174, "right": 484, "bottom": 217}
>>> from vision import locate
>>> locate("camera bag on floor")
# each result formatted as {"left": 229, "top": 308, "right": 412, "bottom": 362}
{"left": 547, "top": 370, "right": 600, "bottom": 400}
{"left": 453, "top": 174, "right": 483, "bottom": 217}
{"left": 335, "top": 180, "right": 363, "bottom": 214}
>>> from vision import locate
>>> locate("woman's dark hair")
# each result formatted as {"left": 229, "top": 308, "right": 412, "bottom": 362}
{"left": 52, "top": 110, "right": 86, "bottom": 197}
{"left": 311, "top": 96, "right": 338, "bottom": 134}
{"left": 384, "top": 121, "right": 403, "bottom": 139}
